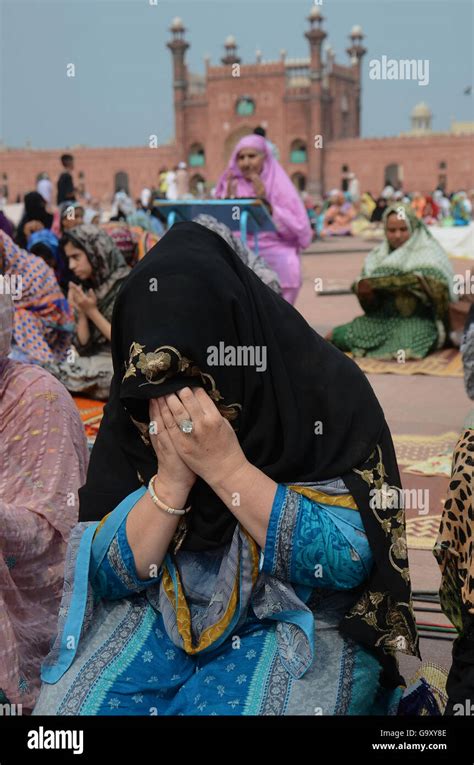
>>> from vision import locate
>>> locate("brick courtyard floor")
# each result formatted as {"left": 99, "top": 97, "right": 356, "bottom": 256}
{"left": 295, "top": 237, "right": 474, "bottom": 681}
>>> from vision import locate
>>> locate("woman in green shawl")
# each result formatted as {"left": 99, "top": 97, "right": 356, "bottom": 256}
{"left": 329, "top": 204, "right": 455, "bottom": 359}
{"left": 47, "top": 224, "right": 130, "bottom": 399}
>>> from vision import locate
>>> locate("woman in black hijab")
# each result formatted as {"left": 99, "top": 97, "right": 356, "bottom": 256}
{"left": 370, "top": 196, "right": 388, "bottom": 223}
{"left": 35, "top": 221, "right": 420, "bottom": 716}
{"left": 15, "top": 191, "right": 54, "bottom": 249}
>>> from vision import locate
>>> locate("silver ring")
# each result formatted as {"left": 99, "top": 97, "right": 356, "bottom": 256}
{"left": 178, "top": 419, "right": 194, "bottom": 434}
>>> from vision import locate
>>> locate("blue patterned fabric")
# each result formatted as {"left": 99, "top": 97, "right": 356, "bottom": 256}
{"left": 34, "top": 484, "right": 404, "bottom": 716}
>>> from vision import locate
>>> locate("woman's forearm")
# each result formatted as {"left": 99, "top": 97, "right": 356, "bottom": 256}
{"left": 125, "top": 478, "right": 189, "bottom": 579}
{"left": 87, "top": 307, "right": 112, "bottom": 341}
{"left": 209, "top": 461, "right": 278, "bottom": 548}
{"left": 75, "top": 311, "right": 90, "bottom": 346}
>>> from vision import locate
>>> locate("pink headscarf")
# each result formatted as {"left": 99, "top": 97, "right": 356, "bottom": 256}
{"left": 215, "top": 135, "right": 311, "bottom": 252}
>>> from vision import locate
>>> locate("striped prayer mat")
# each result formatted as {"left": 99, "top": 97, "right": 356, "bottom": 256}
{"left": 406, "top": 514, "right": 443, "bottom": 551}
{"left": 351, "top": 348, "right": 463, "bottom": 378}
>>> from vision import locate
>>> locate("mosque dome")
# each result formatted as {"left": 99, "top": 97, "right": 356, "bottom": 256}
{"left": 171, "top": 17, "right": 184, "bottom": 31}
{"left": 411, "top": 102, "right": 432, "bottom": 118}
{"left": 309, "top": 6, "right": 323, "bottom": 20}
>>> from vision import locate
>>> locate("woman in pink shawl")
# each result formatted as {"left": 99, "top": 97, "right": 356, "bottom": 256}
{"left": 0, "top": 294, "right": 88, "bottom": 712}
{"left": 215, "top": 134, "right": 312, "bottom": 304}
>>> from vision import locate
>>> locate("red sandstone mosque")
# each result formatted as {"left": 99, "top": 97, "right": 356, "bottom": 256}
{"left": 1, "top": 7, "right": 472, "bottom": 203}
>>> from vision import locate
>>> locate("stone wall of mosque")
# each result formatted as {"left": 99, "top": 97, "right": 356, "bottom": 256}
{"left": 324, "top": 134, "right": 473, "bottom": 195}
{"left": 0, "top": 145, "right": 178, "bottom": 205}
{"left": 1, "top": 131, "right": 471, "bottom": 207}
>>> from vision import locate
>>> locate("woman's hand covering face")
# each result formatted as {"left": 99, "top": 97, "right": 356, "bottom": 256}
{"left": 148, "top": 397, "right": 197, "bottom": 494}
{"left": 158, "top": 387, "right": 247, "bottom": 486}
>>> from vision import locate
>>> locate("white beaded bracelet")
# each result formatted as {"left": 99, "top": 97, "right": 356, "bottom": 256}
{"left": 147, "top": 475, "right": 191, "bottom": 516}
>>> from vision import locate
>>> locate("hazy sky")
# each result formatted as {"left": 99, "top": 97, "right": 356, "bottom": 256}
{"left": 1, "top": 0, "right": 473, "bottom": 148}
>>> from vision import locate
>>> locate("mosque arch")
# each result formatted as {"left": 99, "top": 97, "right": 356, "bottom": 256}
{"left": 290, "top": 139, "right": 307, "bottom": 164}
{"left": 188, "top": 143, "right": 206, "bottom": 167}
{"left": 291, "top": 172, "right": 307, "bottom": 191}
{"left": 384, "top": 163, "right": 402, "bottom": 189}
{"left": 114, "top": 171, "right": 129, "bottom": 194}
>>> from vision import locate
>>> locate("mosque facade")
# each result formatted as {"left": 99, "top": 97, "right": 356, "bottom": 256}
{"left": 0, "top": 8, "right": 472, "bottom": 203}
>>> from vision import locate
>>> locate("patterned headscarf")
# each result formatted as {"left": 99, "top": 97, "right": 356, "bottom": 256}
{"left": 361, "top": 203, "right": 456, "bottom": 300}
{"left": 63, "top": 224, "right": 130, "bottom": 299}
{"left": 101, "top": 222, "right": 138, "bottom": 267}
{"left": 193, "top": 214, "right": 281, "bottom": 294}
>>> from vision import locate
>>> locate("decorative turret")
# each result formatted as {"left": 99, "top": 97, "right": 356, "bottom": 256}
{"left": 305, "top": 6, "right": 327, "bottom": 196}
{"left": 167, "top": 17, "right": 190, "bottom": 91}
{"left": 411, "top": 102, "right": 432, "bottom": 132}
{"left": 346, "top": 25, "right": 366, "bottom": 137}
{"left": 305, "top": 6, "right": 327, "bottom": 74}
{"left": 221, "top": 35, "right": 241, "bottom": 65}
{"left": 346, "top": 24, "right": 366, "bottom": 66}
{"left": 167, "top": 18, "right": 190, "bottom": 168}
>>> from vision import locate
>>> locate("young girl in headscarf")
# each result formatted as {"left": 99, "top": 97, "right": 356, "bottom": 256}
{"left": 215, "top": 134, "right": 312, "bottom": 304}
{"left": 0, "top": 294, "right": 88, "bottom": 712}
{"left": 47, "top": 224, "right": 130, "bottom": 400}
{"left": 329, "top": 204, "right": 455, "bottom": 359}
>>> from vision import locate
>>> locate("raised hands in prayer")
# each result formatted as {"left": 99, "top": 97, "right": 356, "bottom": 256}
{"left": 68, "top": 282, "right": 97, "bottom": 315}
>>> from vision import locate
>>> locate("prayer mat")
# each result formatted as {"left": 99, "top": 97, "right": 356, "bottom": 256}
{"left": 73, "top": 396, "right": 105, "bottom": 449}
{"left": 393, "top": 432, "right": 459, "bottom": 467}
{"left": 403, "top": 453, "right": 453, "bottom": 478}
{"left": 350, "top": 348, "right": 463, "bottom": 377}
{"left": 406, "top": 514, "right": 443, "bottom": 551}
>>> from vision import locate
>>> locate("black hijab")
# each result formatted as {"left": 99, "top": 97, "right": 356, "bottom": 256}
{"left": 81, "top": 221, "right": 384, "bottom": 546}
{"left": 15, "top": 191, "right": 54, "bottom": 249}
{"left": 79, "top": 221, "right": 419, "bottom": 682}
{"left": 370, "top": 197, "right": 388, "bottom": 223}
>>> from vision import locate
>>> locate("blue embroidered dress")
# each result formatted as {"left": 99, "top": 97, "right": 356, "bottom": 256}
{"left": 33, "top": 481, "right": 404, "bottom": 716}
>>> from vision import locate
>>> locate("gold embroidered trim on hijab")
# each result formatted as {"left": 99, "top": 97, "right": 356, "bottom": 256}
{"left": 123, "top": 341, "right": 242, "bottom": 425}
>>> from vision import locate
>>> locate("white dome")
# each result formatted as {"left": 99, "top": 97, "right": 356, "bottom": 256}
{"left": 171, "top": 17, "right": 184, "bottom": 31}
{"left": 351, "top": 24, "right": 363, "bottom": 37}
{"left": 225, "top": 35, "right": 236, "bottom": 47}
{"left": 412, "top": 102, "right": 431, "bottom": 117}
{"left": 309, "top": 6, "right": 323, "bottom": 20}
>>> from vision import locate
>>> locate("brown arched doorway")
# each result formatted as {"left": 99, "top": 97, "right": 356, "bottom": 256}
{"left": 114, "top": 171, "right": 129, "bottom": 194}
{"left": 190, "top": 173, "right": 206, "bottom": 197}
{"left": 291, "top": 172, "right": 307, "bottom": 192}
{"left": 384, "top": 164, "right": 402, "bottom": 190}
